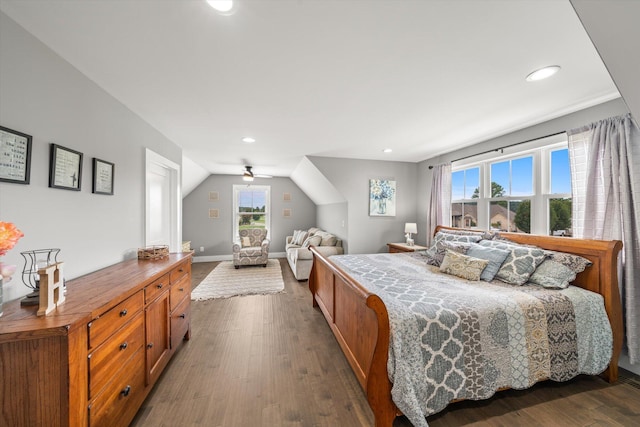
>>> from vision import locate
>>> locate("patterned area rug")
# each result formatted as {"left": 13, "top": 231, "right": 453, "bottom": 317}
{"left": 191, "top": 259, "right": 285, "bottom": 300}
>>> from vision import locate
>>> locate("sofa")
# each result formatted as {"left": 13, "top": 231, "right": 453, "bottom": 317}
{"left": 286, "top": 227, "right": 344, "bottom": 281}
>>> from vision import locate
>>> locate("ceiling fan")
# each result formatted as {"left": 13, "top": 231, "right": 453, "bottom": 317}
{"left": 242, "top": 165, "right": 272, "bottom": 181}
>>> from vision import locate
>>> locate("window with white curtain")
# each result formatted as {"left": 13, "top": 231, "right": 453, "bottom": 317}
{"left": 451, "top": 135, "right": 571, "bottom": 236}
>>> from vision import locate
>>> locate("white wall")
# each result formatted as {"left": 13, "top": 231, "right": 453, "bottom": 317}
{"left": 0, "top": 12, "right": 182, "bottom": 301}
{"left": 182, "top": 175, "right": 316, "bottom": 259}
{"left": 571, "top": 0, "right": 640, "bottom": 129}
{"left": 308, "top": 156, "right": 419, "bottom": 253}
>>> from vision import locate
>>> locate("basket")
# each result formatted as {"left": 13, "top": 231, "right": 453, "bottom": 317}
{"left": 137, "top": 245, "right": 169, "bottom": 260}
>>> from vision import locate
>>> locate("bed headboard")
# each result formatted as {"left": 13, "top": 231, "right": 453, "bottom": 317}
{"left": 435, "top": 226, "right": 623, "bottom": 382}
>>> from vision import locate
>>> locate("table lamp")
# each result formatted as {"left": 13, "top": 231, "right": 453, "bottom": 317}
{"left": 404, "top": 223, "right": 417, "bottom": 246}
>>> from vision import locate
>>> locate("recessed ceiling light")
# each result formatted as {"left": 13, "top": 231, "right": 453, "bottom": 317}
{"left": 383, "top": 148, "right": 393, "bottom": 153}
{"left": 241, "top": 137, "right": 256, "bottom": 143}
{"left": 526, "top": 65, "right": 561, "bottom": 82}
{"left": 207, "top": 1, "right": 234, "bottom": 13}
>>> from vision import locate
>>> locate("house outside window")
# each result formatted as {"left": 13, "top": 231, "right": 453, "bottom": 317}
{"left": 233, "top": 185, "right": 270, "bottom": 240}
{"left": 451, "top": 135, "right": 571, "bottom": 236}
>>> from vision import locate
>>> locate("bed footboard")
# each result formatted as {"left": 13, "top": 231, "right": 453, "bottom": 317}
{"left": 308, "top": 246, "right": 398, "bottom": 427}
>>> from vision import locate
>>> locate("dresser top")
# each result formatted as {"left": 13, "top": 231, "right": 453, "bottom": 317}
{"left": 0, "top": 253, "right": 191, "bottom": 339}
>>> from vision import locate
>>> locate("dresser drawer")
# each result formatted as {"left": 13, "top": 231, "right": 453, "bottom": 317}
{"left": 170, "top": 296, "right": 191, "bottom": 349}
{"left": 88, "top": 348, "right": 146, "bottom": 427}
{"left": 145, "top": 273, "right": 170, "bottom": 304}
{"left": 89, "top": 290, "right": 144, "bottom": 350}
{"left": 170, "top": 273, "right": 191, "bottom": 311}
{"left": 170, "top": 260, "right": 191, "bottom": 284}
{"left": 88, "top": 311, "right": 144, "bottom": 399}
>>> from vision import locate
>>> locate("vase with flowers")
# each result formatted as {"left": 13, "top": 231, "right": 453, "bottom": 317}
{"left": 1, "top": 221, "right": 24, "bottom": 317}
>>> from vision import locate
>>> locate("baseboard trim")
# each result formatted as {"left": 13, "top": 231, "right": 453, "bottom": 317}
{"left": 193, "top": 252, "right": 286, "bottom": 263}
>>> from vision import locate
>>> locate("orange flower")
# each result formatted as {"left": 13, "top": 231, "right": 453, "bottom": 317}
{"left": 0, "top": 221, "right": 24, "bottom": 256}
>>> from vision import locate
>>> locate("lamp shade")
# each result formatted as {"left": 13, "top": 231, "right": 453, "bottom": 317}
{"left": 404, "top": 223, "right": 417, "bottom": 234}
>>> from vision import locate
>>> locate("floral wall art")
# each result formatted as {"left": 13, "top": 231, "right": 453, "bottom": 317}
{"left": 369, "top": 179, "right": 396, "bottom": 216}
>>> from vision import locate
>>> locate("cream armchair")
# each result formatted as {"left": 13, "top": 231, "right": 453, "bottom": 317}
{"left": 233, "top": 228, "right": 270, "bottom": 268}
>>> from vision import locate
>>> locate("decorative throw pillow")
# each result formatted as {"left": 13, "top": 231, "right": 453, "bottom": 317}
{"left": 528, "top": 260, "right": 576, "bottom": 289}
{"left": 424, "top": 240, "right": 470, "bottom": 266}
{"left": 315, "top": 231, "right": 338, "bottom": 246}
{"left": 438, "top": 228, "right": 496, "bottom": 240}
{"left": 302, "top": 234, "right": 322, "bottom": 248}
{"left": 478, "top": 240, "right": 547, "bottom": 285}
{"left": 292, "top": 230, "right": 308, "bottom": 246}
{"left": 465, "top": 243, "right": 510, "bottom": 281}
{"left": 424, "top": 231, "right": 482, "bottom": 266}
{"left": 528, "top": 250, "right": 592, "bottom": 289}
{"left": 439, "top": 250, "right": 489, "bottom": 281}
{"left": 546, "top": 250, "right": 592, "bottom": 273}
{"left": 241, "top": 236, "right": 251, "bottom": 248}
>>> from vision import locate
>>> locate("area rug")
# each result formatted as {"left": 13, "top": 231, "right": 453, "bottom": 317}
{"left": 191, "top": 259, "right": 285, "bottom": 301}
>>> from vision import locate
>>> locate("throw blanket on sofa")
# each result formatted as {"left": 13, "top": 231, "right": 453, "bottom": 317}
{"left": 329, "top": 253, "right": 612, "bottom": 427}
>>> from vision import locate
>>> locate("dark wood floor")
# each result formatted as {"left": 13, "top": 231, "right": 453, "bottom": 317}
{"left": 131, "top": 259, "right": 640, "bottom": 426}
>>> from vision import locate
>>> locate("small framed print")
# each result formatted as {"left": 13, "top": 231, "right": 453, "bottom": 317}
{"left": 283, "top": 208, "right": 292, "bottom": 218}
{"left": 49, "top": 143, "right": 83, "bottom": 191}
{"left": 209, "top": 191, "right": 219, "bottom": 201}
{"left": 209, "top": 208, "right": 219, "bottom": 219}
{"left": 283, "top": 192, "right": 291, "bottom": 201}
{"left": 92, "top": 158, "right": 114, "bottom": 195}
{"left": 0, "top": 125, "right": 32, "bottom": 184}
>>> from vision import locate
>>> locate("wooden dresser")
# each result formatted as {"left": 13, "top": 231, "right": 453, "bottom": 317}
{"left": 0, "top": 253, "right": 192, "bottom": 427}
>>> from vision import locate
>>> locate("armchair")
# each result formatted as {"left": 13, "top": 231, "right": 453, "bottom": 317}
{"left": 233, "top": 228, "right": 270, "bottom": 268}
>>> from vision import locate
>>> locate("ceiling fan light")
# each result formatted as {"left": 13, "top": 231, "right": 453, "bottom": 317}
{"left": 243, "top": 166, "right": 254, "bottom": 181}
{"left": 526, "top": 65, "right": 561, "bottom": 82}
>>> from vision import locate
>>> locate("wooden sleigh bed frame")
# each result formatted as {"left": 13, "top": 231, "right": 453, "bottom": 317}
{"left": 308, "top": 226, "right": 623, "bottom": 427}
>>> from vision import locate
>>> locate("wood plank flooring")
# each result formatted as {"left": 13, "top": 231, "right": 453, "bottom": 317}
{"left": 131, "top": 259, "right": 640, "bottom": 426}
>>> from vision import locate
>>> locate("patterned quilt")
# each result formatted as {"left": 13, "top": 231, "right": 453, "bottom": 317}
{"left": 329, "top": 253, "right": 612, "bottom": 427}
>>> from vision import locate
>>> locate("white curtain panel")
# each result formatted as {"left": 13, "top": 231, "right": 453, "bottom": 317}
{"left": 426, "top": 163, "right": 452, "bottom": 246}
{"left": 568, "top": 114, "right": 640, "bottom": 364}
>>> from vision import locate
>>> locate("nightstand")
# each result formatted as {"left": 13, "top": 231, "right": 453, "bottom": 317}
{"left": 387, "top": 242, "right": 429, "bottom": 253}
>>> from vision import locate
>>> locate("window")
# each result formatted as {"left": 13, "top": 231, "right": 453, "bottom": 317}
{"left": 233, "top": 185, "right": 270, "bottom": 239}
{"left": 451, "top": 136, "right": 571, "bottom": 236}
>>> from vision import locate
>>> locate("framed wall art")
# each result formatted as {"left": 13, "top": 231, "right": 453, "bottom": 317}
{"left": 49, "top": 143, "right": 83, "bottom": 191}
{"left": 0, "top": 125, "right": 32, "bottom": 184}
{"left": 369, "top": 179, "right": 396, "bottom": 217}
{"left": 92, "top": 158, "right": 114, "bottom": 195}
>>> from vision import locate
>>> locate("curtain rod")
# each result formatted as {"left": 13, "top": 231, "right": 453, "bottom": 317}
{"left": 427, "top": 130, "right": 566, "bottom": 169}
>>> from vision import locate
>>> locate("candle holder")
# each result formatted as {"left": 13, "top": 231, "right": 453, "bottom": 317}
{"left": 20, "top": 248, "right": 61, "bottom": 307}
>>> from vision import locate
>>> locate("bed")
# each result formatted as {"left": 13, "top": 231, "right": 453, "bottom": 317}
{"left": 308, "top": 226, "right": 623, "bottom": 427}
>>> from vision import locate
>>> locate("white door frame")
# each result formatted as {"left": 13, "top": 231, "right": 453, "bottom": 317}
{"left": 145, "top": 148, "right": 182, "bottom": 253}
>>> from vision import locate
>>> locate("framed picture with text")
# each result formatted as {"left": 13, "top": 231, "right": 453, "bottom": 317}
{"left": 0, "top": 125, "right": 32, "bottom": 184}
{"left": 49, "top": 143, "right": 83, "bottom": 191}
{"left": 92, "top": 158, "right": 114, "bottom": 195}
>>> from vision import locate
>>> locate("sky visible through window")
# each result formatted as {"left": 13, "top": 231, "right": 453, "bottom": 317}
{"left": 551, "top": 149, "right": 571, "bottom": 194}
{"left": 452, "top": 148, "right": 571, "bottom": 199}
{"left": 239, "top": 190, "right": 266, "bottom": 211}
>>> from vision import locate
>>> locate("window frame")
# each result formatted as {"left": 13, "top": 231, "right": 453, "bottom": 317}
{"left": 451, "top": 135, "right": 569, "bottom": 235}
{"left": 232, "top": 184, "right": 271, "bottom": 241}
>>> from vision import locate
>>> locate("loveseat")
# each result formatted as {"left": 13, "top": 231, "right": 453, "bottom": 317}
{"left": 286, "top": 227, "right": 344, "bottom": 280}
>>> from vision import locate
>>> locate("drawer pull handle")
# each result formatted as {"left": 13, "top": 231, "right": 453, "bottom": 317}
{"left": 179, "top": 313, "right": 186, "bottom": 319}
{"left": 120, "top": 342, "right": 128, "bottom": 350}
{"left": 120, "top": 309, "right": 128, "bottom": 317}
{"left": 157, "top": 284, "right": 163, "bottom": 289}
{"left": 179, "top": 268, "right": 184, "bottom": 272}
{"left": 147, "top": 343, "right": 154, "bottom": 349}
{"left": 179, "top": 288, "right": 184, "bottom": 292}
{"left": 121, "top": 385, "right": 131, "bottom": 397}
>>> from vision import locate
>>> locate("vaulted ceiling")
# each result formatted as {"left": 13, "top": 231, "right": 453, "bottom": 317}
{"left": 0, "top": 0, "right": 619, "bottom": 178}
